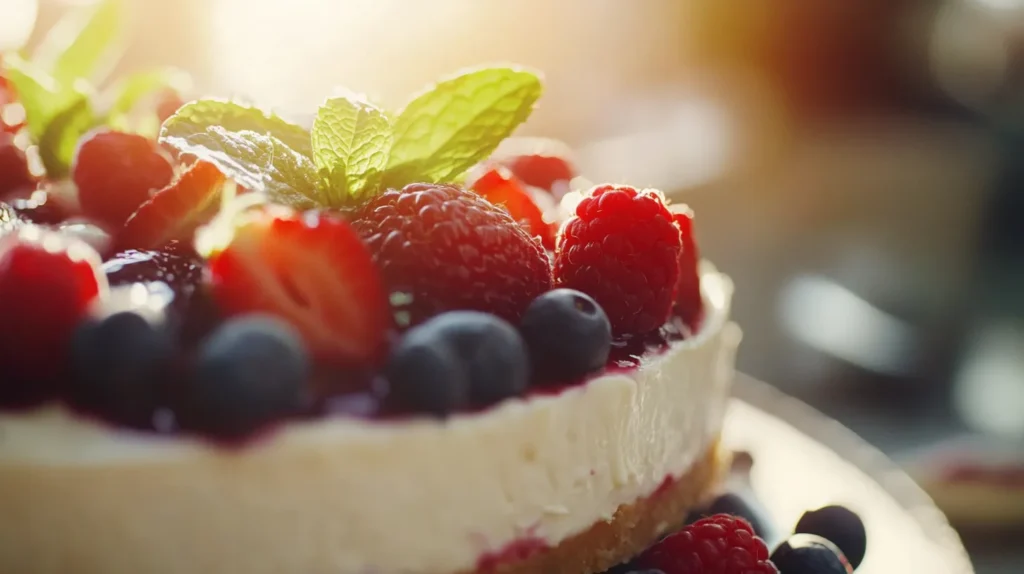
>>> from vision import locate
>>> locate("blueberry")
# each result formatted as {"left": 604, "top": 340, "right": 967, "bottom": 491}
{"left": 386, "top": 329, "right": 469, "bottom": 416}
{"left": 69, "top": 311, "right": 177, "bottom": 429}
{"left": 520, "top": 289, "right": 611, "bottom": 383}
{"left": 687, "top": 492, "right": 778, "bottom": 544}
{"left": 770, "top": 534, "right": 853, "bottom": 574}
{"left": 184, "top": 315, "right": 310, "bottom": 438}
{"left": 794, "top": 505, "right": 866, "bottom": 569}
{"left": 387, "top": 311, "right": 528, "bottom": 415}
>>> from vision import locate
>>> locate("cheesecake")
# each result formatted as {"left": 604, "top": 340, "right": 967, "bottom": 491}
{"left": 0, "top": 64, "right": 740, "bottom": 574}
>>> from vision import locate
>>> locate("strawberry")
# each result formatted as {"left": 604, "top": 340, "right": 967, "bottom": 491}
{"left": 117, "top": 160, "right": 225, "bottom": 250}
{"left": 206, "top": 206, "right": 389, "bottom": 364}
{"left": 470, "top": 166, "right": 555, "bottom": 249}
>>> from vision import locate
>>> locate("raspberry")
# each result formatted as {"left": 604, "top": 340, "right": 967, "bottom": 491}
{"left": 553, "top": 185, "right": 681, "bottom": 335}
{"left": 672, "top": 208, "right": 703, "bottom": 329}
{"left": 635, "top": 514, "right": 778, "bottom": 574}
{"left": 72, "top": 129, "right": 175, "bottom": 229}
{"left": 352, "top": 183, "right": 552, "bottom": 327}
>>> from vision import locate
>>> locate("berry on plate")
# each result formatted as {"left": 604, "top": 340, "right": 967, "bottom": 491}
{"left": 206, "top": 206, "right": 389, "bottom": 364}
{"left": 794, "top": 506, "right": 865, "bottom": 570}
{"left": 634, "top": 514, "right": 778, "bottom": 574}
{"left": 117, "top": 160, "right": 226, "bottom": 250}
{"left": 469, "top": 166, "right": 555, "bottom": 249}
{"left": 770, "top": 534, "right": 853, "bottom": 574}
{"left": 553, "top": 184, "right": 682, "bottom": 336}
{"left": 182, "top": 314, "right": 310, "bottom": 438}
{"left": 353, "top": 183, "right": 552, "bottom": 326}
{"left": 68, "top": 311, "right": 177, "bottom": 429}
{"left": 671, "top": 207, "right": 703, "bottom": 329}
{"left": 520, "top": 288, "right": 611, "bottom": 383}
{"left": 71, "top": 128, "right": 175, "bottom": 229}
{"left": 688, "top": 492, "right": 777, "bottom": 546}
{"left": 386, "top": 311, "right": 529, "bottom": 415}
{"left": 0, "top": 226, "right": 107, "bottom": 404}
{"left": 10, "top": 190, "right": 70, "bottom": 226}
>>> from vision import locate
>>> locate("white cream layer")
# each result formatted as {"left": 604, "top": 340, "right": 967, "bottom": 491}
{"left": 0, "top": 269, "right": 738, "bottom": 574}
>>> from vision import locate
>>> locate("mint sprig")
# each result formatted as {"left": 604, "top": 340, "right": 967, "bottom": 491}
{"left": 383, "top": 66, "right": 542, "bottom": 188}
{"left": 157, "top": 66, "right": 541, "bottom": 209}
{"left": 311, "top": 95, "right": 391, "bottom": 203}
{"left": 159, "top": 100, "right": 323, "bottom": 208}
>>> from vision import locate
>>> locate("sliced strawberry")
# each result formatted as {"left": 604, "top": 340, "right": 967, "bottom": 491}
{"left": 116, "top": 161, "right": 225, "bottom": 251}
{"left": 207, "top": 206, "right": 389, "bottom": 364}
{"left": 470, "top": 166, "right": 555, "bottom": 249}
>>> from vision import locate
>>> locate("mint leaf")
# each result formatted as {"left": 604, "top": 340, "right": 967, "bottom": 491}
{"left": 39, "top": 96, "right": 97, "bottom": 178}
{"left": 160, "top": 100, "right": 321, "bottom": 208}
{"left": 311, "top": 95, "right": 391, "bottom": 203}
{"left": 2, "top": 54, "right": 84, "bottom": 140}
{"left": 34, "top": 0, "right": 123, "bottom": 85}
{"left": 383, "top": 66, "right": 542, "bottom": 188}
{"left": 167, "top": 98, "right": 312, "bottom": 157}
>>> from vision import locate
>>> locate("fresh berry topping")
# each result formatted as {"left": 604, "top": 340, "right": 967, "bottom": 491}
{"left": 387, "top": 311, "right": 529, "bottom": 415}
{"left": 68, "top": 311, "right": 176, "bottom": 429}
{"left": 207, "top": 207, "right": 389, "bottom": 363}
{"left": 496, "top": 137, "right": 576, "bottom": 193}
{"left": 553, "top": 185, "right": 681, "bottom": 336}
{"left": 635, "top": 514, "right": 778, "bottom": 574}
{"left": 353, "top": 183, "right": 552, "bottom": 326}
{"left": 520, "top": 288, "right": 611, "bottom": 383}
{"left": 117, "top": 160, "right": 226, "bottom": 251}
{"left": 71, "top": 129, "right": 175, "bottom": 229}
{"left": 672, "top": 208, "right": 702, "bottom": 329}
{"left": 182, "top": 314, "right": 310, "bottom": 438}
{"left": 0, "top": 131, "right": 34, "bottom": 199}
{"left": 688, "top": 493, "right": 777, "bottom": 546}
{"left": 103, "top": 240, "right": 206, "bottom": 325}
{"left": 769, "top": 534, "right": 853, "bottom": 574}
{"left": 0, "top": 226, "right": 106, "bottom": 404}
{"left": 10, "top": 190, "right": 70, "bottom": 226}
{"left": 793, "top": 506, "right": 865, "bottom": 570}
{"left": 470, "top": 166, "right": 555, "bottom": 249}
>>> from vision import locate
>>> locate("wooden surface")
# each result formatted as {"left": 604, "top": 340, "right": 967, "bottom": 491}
{"left": 728, "top": 374, "right": 975, "bottom": 574}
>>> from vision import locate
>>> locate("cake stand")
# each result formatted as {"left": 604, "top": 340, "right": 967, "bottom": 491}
{"left": 727, "top": 374, "right": 974, "bottom": 574}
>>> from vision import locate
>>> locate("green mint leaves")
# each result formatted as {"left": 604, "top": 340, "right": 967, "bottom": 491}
{"left": 311, "top": 95, "right": 392, "bottom": 203}
{"left": 4, "top": 0, "right": 190, "bottom": 176}
{"left": 158, "top": 66, "right": 542, "bottom": 209}
{"left": 384, "top": 66, "right": 542, "bottom": 188}
{"left": 159, "top": 100, "right": 322, "bottom": 208}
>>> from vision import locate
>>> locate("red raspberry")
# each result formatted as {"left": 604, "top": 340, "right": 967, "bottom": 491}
{"left": 635, "top": 514, "right": 779, "bottom": 574}
{"left": 352, "top": 183, "right": 552, "bottom": 327}
{"left": 0, "top": 226, "right": 107, "bottom": 404}
{"left": 672, "top": 207, "right": 703, "bottom": 329}
{"left": 72, "top": 129, "right": 175, "bottom": 230}
{"left": 0, "top": 131, "right": 35, "bottom": 199}
{"left": 553, "top": 185, "right": 681, "bottom": 335}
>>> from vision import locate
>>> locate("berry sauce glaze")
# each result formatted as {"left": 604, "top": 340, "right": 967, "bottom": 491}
{"left": 0, "top": 310, "right": 701, "bottom": 444}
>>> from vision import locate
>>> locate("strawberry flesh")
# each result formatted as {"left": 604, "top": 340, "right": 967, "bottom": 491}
{"left": 470, "top": 166, "right": 555, "bottom": 249}
{"left": 207, "top": 207, "right": 389, "bottom": 364}
{"left": 117, "top": 160, "right": 226, "bottom": 251}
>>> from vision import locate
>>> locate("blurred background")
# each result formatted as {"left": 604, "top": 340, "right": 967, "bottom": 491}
{"left": 3, "top": 0, "right": 1024, "bottom": 571}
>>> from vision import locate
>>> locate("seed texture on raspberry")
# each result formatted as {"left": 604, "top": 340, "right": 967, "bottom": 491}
{"left": 672, "top": 207, "right": 703, "bottom": 329}
{"left": 553, "top": 184, "right": 681, "bottom": 336}
{"left": 635, "top": 514, "right": 778, "bottom": 574}
{"left": 352, "top": 183, "right": 552, "bottom": 326}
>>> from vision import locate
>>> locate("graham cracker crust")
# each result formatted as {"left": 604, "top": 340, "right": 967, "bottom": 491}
{"left": 466, "top": 441, "right": 727, "bottom": 574}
